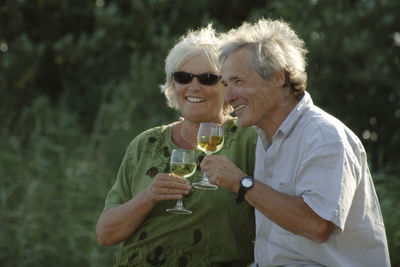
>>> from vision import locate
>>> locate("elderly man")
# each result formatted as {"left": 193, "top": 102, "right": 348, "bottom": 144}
{"left": 201, "top": 18, "right": 390, "bottom": 266}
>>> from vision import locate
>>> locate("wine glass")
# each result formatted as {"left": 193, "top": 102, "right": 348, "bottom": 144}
{"left": 166, "top": 149, "right": 196, "bottom": 214}
{"left": 192, "top": 122, "right": 224, "bottom": 190}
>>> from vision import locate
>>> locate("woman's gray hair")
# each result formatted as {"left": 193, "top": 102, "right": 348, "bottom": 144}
{"left": 160, "top": 24, "right": 232, "bottom": 114}
{"left": 219, "top": 18, "right": 308, "bottom": 95}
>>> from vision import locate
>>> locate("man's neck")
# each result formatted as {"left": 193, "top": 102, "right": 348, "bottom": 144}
{"left": 257, "top": 97, "right": 299, "bottom": 142}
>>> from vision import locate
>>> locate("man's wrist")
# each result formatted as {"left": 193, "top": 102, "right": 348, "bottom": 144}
{"left": 236, "top": 176, "right": 255, "bottom": 203}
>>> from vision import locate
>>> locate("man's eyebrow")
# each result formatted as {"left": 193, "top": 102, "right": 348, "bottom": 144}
{"left": 221, "top": 75, "right": 240, "bottom": 83}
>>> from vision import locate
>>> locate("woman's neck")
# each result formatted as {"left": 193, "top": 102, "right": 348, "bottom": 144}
{"left": 179, "top": 120, "right": 199, "bottom": 148}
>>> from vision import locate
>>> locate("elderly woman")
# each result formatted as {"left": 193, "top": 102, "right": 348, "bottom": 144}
{"left": 96, "top": 25, "right": 257, "bottom": 266}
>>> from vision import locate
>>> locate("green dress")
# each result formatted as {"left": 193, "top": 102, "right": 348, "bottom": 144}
{"left": 103, "top": 118, "right": 257, "bottom": 267}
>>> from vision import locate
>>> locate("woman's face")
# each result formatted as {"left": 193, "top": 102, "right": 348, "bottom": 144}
{"left": 173, "top": 54, "right": 226, "bottom": 123}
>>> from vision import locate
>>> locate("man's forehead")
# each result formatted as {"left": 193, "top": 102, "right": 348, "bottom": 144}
{"left": 222, "top": 48, "right": 252, "bottom": 67}
{"left": 221, "top": 57, "right": 252, "bottom": 78}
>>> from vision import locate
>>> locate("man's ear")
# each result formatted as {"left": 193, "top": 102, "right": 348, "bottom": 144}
{"left": 271, "top": 69, "right": 286, "bottom": 88}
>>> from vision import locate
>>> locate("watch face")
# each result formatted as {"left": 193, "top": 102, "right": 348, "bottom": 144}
{"left": 242, "top": 177, "right": 253, "bottom": 188}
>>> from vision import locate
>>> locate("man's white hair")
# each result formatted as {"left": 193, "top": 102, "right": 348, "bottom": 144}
{"left": 219, "top": 18, "right": 308, "bottom": 95}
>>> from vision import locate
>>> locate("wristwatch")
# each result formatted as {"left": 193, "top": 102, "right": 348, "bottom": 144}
{"left": 236, "top": 176, "right": 254, "bottom": 203}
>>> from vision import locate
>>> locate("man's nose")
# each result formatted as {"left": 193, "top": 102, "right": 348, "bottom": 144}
{"left": 225, "top": 84, "right": 235, "bottom": 104}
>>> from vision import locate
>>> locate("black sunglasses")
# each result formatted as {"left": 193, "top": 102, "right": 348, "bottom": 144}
{"left": 172, "top": 71, "right": 221, "bottom": 86}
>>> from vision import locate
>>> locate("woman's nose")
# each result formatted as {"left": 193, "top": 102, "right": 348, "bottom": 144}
{"left": 188, "top": 77, "right": 201, "bottom": 89}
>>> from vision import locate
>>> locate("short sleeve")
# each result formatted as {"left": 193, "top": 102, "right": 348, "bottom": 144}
{"left": 296, "top": 142, "right": 359, "bottom": 230}
{"left": 103, "top": 140, "right": 138, "bottom": 211}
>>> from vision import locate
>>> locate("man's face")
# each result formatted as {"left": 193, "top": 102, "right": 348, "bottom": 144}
{"left": 221, "top": 48, "right": 280, "bottom": 130}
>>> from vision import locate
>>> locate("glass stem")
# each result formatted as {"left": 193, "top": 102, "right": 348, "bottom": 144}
{"left": 201, "top": 172, "right": 209, "bottom": 183}
{"left": 176, "top": 199, "right": 183, "bottom": 208}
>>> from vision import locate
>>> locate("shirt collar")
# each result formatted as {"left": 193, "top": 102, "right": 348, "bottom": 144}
{"left": 255, "top": 92, "right": 313, "bottom": 149}
{"left": 279, "top": 92, "right": 313, "bottom": 136}
{"left": 255, "top": 126, "right": 270, "bottom": 150}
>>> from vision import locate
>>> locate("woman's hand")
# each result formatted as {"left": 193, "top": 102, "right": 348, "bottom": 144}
{"left": 147, "top": 173, "right": 192, "bottom": 203}
{"left": 96, "top": 173, "right": 191, "bottom": 246}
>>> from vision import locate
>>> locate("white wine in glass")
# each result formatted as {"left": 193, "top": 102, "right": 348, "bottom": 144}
{"left": 197, "top": 136, "right": 224, "bottom": 154}
{"left": 170, "top": 162, "right": 196, "bottom": 178}
{"left": 166, "top": 149, "right": 196, "bottom": 214}
{"left": 193, "top": 122, "right": 224, "bottom": 190}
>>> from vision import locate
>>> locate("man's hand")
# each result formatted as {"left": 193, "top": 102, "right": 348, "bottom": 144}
{"left": 200, "top": 155, "right": 247, "bottom": 193}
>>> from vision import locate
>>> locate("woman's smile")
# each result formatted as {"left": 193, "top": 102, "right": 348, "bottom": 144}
{"left": 185, "top": 96, "right": 206, "bottom": 103}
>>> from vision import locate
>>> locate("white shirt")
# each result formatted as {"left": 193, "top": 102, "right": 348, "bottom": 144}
{"left": 253, "top": 92, "right": 390, "bottom": 267}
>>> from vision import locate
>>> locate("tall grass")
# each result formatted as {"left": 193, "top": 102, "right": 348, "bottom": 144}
{"left": 375, "top": 172, "right": 400, "bottom": 265}
{"left": 0, "top": 95, "right": 118, "bottom": 266}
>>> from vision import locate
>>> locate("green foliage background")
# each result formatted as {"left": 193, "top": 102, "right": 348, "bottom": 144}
{"left": 0, "top": 0, "right": 399, "bottom": 266}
